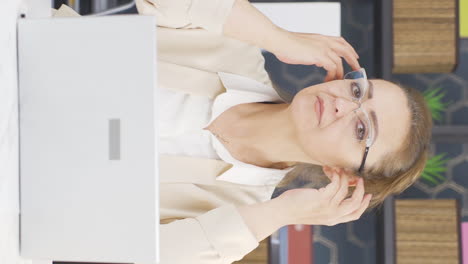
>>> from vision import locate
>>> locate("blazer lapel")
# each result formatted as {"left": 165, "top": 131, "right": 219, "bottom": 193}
{"left": 157, "top": 27, "right": 272, "bottom": 98}
{"left": 157, "top": 28, "right": 274, "bottom": 184}
{"left": 159, "top": 154, "right": 233, "bottom": 185}
{"left": 158, "top": 60, "right": 225, "bottom": 99}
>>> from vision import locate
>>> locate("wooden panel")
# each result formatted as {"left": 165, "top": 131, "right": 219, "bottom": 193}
{"left": 233, "top": 238, "right": 269, "bottom": 264}
{"left": 395, "top": 199, "right": 461, "bottom": 264}
{"left": 393, "top": 0, "right": 458, "bottom": 73}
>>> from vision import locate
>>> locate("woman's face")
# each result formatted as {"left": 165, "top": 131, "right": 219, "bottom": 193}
{"left": 288, "top": 79, "right": 411, "bottom": 171}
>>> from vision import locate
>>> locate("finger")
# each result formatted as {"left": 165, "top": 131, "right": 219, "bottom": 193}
{"left": 331, "top": 173, "right": 349, "bottom": 206}
{"left": 324, "top": 70, "right": 334, "bottom": 82}
{"left": 347, "top": 54, "right": 361, "bottom": 71}
{"left": 330, "top": 42, "right": 361, "bottom": 71}
{"left": 320, "top": 56, "right": 337, "bottom": 82}
{"left": 350, "top": 177, "right": 365, "bottom": 202}
{"left": 322, "top": 166, "right": 333, "bottom": 178}
{"left": 328, "top": 52, "right": 344, "bottom": 80}
{"left": 322, "top": 172, "right": 340, "bottom": 199}
{"left": 339, "top": 178, "right": 365, "bottom": 214}
{"left": 335, "top": 36, "right": 359, "bottom": 59}
{"left": 336, "top": 193, "right": 372, "bottom": 223}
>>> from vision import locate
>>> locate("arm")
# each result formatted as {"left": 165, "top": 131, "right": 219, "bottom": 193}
{"left": 223, "top": 0, "right": 280, "bottom": 53}
{"left": 238, "top": 171, "right": 373, "bottom": 242}
{"left": 159, "top": 172, "right": 370, "bottom": 263}
{"left": 236, "top": 198, "right": 287, "bottom": 242}
{"left": 136, "top": 0, "right": 235, "bottom": 34}
{"left": 160, "top": 204, "right": 261, "bottom": 263}
{"left": 137, "top": 0, "right": 360, "bottom": 80}
{"left": 159, "top": 201, "right": 286, "bottom": 263}
{"left": 136, "top": 0, "right": 277, "bottom": 42}
{"left": 224, "top": 0, "right": 361, "bottom": 80}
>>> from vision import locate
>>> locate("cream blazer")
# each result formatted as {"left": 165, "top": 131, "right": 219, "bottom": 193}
{"left": 55, "top": 1, "right": 279, "bottom": 263}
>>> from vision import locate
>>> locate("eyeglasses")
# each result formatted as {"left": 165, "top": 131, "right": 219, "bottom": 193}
{"left": 343, "top": 68, "right": 375, "bottom": 173}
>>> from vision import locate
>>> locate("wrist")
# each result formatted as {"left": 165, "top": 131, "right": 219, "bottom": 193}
{"left": 261, "top": 26, "right": 288, "bottom": 54}
{"left": 269, "top": 196, "right": 295, "bottom": 226}
{"left": 264, "top": 198, "right": 290, "bottom": 228}
{"left": 223, "top": 0, "right": 287, "bottom": 51}
{"left": 237, "top": 199, "right": 288, "bottom": 242}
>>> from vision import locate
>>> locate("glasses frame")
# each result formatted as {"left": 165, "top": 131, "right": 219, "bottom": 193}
{"left": 343, "top": 68, "right": 374, "bottom": 173}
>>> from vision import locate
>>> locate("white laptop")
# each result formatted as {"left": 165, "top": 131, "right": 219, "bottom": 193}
{"left": 18, "top": 15, "right": 159, "bottom": 264}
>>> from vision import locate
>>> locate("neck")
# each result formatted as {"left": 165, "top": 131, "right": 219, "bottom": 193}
{"left": 209, "top": 103, "right": 321, "bottom": 168}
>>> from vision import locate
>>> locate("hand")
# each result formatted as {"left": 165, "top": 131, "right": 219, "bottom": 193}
{"left": 274, "top": 170, "right": 372, "bottom": 226}
{"left": 269, "top": 30, "right": 361, "bottom": 82}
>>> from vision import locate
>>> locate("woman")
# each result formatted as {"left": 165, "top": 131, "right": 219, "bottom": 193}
{"left": 135, "top": 0, "right": 432, "bottom": 263}
{"left": 55, "top": 0, "right": 432, "bottom": 262}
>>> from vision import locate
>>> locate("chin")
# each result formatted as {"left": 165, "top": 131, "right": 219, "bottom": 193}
{"left": 290, "top": 90, "right": 320, "bottom": 131}
{"left": 288, "top": 94, "right": 319, "bottom": 155}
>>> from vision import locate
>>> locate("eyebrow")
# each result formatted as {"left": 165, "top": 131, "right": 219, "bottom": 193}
{"left": 370, "top": 110, "right": 379, "bottom": 143}
{"left": 368, "top": 80, "right": 374, "bottom": 99}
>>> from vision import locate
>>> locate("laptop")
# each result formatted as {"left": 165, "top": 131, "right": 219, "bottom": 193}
{"left": 18, "top": 15, "right": 159, "bottom": 264}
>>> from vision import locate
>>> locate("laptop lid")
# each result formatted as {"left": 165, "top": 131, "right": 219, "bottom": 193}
{"left": 18, "top": 15, "right": 159, "bottom": 263}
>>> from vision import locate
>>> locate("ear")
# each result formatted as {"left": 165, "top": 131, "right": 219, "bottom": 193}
{"left": 322, "top": 166, "right": 360, "bottom": 187}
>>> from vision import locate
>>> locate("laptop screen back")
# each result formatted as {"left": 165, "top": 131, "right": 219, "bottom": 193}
{"left": 18, "top": 15, "right": 159, "bottom": 263}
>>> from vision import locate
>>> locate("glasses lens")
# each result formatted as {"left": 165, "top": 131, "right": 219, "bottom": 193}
{"left": 344, "top": 68, "right": 368, "bottom": 101}
{"left": 353, "top": 108, "right": 374, "bottom": 147}
{"left": 346, "top": 80, "right": 367, "bottom": 100}
{"left": 344, "top": 69, "right": 366, "bottom": 79}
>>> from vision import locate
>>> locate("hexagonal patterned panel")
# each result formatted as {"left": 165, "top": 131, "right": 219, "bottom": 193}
{"left": 392, "top": 74, "right": 432, "bottom": 93}
{"left": 452, "top": 106, "right": 468, "bottom": 125}
{"left": 344, "top": 3, "right": 374, "bottom": 31}
{"left": 434, "top": 76, "right": 466, "bottom": 113}
{"left": 435, "top": 185, "right": 465, "bottom": 200}
{"left": 436, "top": 143, "right": 464, "bottom": 160}
{"left": 398, "top": 184, "right": 431, "bottom": 199}
{"left": 456, "top": 44, "right": 468, "bottom": 82}
{"left": 393, "top": 67, "right": 468, "bottom": 126}
{"left": 314, "top": 216, "right": 376, "bottom": 264}
{"left": 413, "top": 173, "right": 450, "bottom": 193}
{"left": 452, "top": 161, "right": 468, "bottom": 187}
{"left": 282, "top": 64, "right": 324, "bottom": 87}
{"left": 342, "top": 23, "right": 371, "bottom": 55}
{"left": 313, "top": 240, "right": 334, "bottom": 264}
{"left": 347, "top": 213, "right": 376, "bottom": 246}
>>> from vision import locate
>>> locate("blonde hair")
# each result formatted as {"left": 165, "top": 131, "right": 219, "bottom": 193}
{"left": 276, "top": 83, "right": 432, "bottom": 209}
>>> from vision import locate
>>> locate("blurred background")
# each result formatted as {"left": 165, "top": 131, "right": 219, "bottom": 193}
{"left": 52, "top": 0, "right": 468, "bottom": 263}
{"left": 5, "top": 0, "right": 468, "bottom": 263}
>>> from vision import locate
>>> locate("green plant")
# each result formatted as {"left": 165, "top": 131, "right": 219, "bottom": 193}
{"left": 422, "top": 86, "right": 450, "bottom": 122}
{"left": 420, "top": 87, "right": 450, "bottom": 185}
{"left": 421, "top": 153, "right": 449, "bottom": 185}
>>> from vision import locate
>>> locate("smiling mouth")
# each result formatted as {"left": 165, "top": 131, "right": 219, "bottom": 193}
{"left": 315, "top": 96, "right": 323, "bottom": 125}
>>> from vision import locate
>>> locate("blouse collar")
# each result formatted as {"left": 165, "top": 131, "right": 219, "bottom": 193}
{"left": 207, "top": 72, "right": 293, "bottom": 186}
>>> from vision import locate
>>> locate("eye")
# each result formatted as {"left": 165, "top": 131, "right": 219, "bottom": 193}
{"left": 355, "top": 120, "right": 367, "bottom": 141}
{"left": 351, "top": 82, "right": 362, "bottom": 99}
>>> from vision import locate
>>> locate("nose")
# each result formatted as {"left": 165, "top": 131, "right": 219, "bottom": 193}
{"left": 334, "top": 97, "right": 359, "bottom": 118}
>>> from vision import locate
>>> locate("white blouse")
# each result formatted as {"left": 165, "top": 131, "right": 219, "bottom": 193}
{"left": 159, "top": 72, "right": 294, "bottom": 186}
